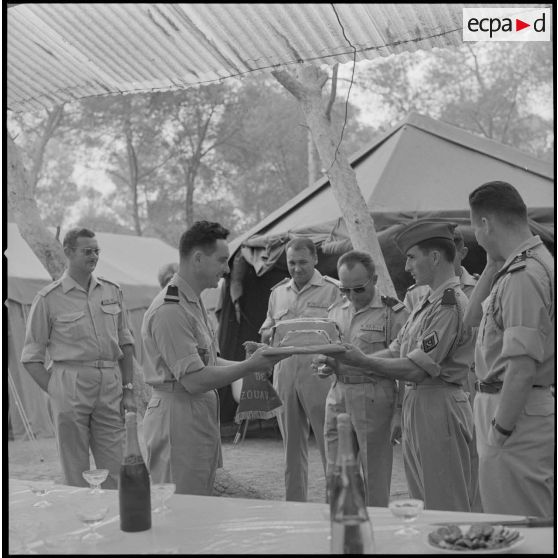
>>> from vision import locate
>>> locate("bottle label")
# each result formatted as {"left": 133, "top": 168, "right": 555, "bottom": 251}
{"left": 123, "top": 454, "right": 145, "bottom": 466}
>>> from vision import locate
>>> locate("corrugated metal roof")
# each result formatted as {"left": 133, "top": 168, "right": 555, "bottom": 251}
{"left": 6, "top": 3, "right": 488, "bottom": 113}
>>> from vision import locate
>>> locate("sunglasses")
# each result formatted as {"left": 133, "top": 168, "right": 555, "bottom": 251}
{"left": 339, "top": 277, "right": 373, "bottom": 295}
{"left": 79, "top": 248, "right": 101, "bottom": 256}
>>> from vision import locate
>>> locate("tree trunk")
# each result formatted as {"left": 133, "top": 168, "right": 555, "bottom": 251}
{"left": 272, "top": 65, "right": 396, "bottom": 298}
{"left": 8, "top": 135, "right": 66, "bottom": 280}
{"left": 123, "top": 103, "right": 142, "bottom": 236}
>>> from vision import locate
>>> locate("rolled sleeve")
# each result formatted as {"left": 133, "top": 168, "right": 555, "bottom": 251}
{"left": 502, "top": 326, "right": 545, "bottom": 361}
{"left": 407, "top": 348, "right": 441, "bottom": 378}
{"left": 171, "top": 354, "right": 205, "bottom": 380}
{"left": 21, "top": 296, "right": 49, "bottom": 364}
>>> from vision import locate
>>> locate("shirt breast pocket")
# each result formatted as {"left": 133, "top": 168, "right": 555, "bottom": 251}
{"left": 55, "top": 311, "right": 89, "bottom": 340}
{"left": 101, "top": 303, "right": 121, "bottom": 335}
{"left": 302, "top": 302, "right": 330, "bottom": 318}
{"left": 356, "top": 325, "right": 386, "bottom": 351}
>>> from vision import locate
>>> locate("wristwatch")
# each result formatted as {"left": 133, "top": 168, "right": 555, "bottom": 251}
{"left": 491, "top": 417, "right": 513, "bottom": 436}
{"left": 122, "top": 382, "right": 134, "bottom": 390}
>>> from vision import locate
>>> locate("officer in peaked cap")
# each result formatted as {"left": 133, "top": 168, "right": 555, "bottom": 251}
{"left": 327, "top": 218, "right": 477, "bottom": 512}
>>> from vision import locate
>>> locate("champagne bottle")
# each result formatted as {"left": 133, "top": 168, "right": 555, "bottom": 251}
{"left": 330, "top": 413, "right": 376, "bottom": 554}
{"left": 119, "top": 411, "right": 151, "bottom": 532}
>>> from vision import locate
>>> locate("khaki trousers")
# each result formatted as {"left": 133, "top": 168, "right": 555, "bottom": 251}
{"left": 474, "top": 388, "right": 555, "bottom": 517}
{"left": 47, "top": 364, "right": 124, "bottom": 488}
{"left": 273, "top": 354, "right": 332, "bottom": 502}
{"left": 324, "top": 378, "right": 395, "bottom": 507}
{"left": 402, "top": 385, "right": 475, "bottom": 512}
{"left": 143, "top": 387, "right": 222, "bottom": 496}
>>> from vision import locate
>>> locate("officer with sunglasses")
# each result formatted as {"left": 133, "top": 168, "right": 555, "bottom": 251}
{"left": 315, "top": 250, "right": 408, "bottom": 507}
{"left": 22, "top": 227, "right": 136, "bottom": 488}
{"left": 324, "top": 221, "right": 476, "bottom": 513}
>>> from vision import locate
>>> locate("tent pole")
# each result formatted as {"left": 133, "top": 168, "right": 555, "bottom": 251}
{"left": 8, "top": 369, "right": 45, "bottom": 463}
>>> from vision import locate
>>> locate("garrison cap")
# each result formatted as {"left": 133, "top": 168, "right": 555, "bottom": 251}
{"left": 394, "top": 220, "right": 458, "bottom": 254}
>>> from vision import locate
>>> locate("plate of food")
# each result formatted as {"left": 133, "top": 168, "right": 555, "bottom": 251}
{"left": 425, "top": 523, "right": 524, "bottom": 554}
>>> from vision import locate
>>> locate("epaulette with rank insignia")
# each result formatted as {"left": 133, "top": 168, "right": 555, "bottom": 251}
{"left": 324, "top": 276, "right": 340, "bottom": 287}
{"left": 441, "top": 288, "right": 457, "bottom": 305}
{"left": 270, "top": 277, "right": 289, "bottom": 291}
{"left": 38, "top": 279, "right": 63, "bottom": 297}
{"left": 164, "top": 284, "right": 180, "bottom": 303}
{"left": 507, "top": 252, "right": 527, "bottom": 273}
{"left": 97, "top": 276, "right": 121, "bottom": 289}
{"left": 381, "top": 295, "right": 405, "bottom": 312}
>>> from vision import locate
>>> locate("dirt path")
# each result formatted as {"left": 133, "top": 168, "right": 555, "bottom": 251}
{"left": 8, "top": 421, "right": 409, "bottom": 502}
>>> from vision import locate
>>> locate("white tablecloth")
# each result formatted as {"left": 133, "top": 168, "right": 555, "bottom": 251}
{"left": 8, "top": 478, "right": 554, "bottom": 554}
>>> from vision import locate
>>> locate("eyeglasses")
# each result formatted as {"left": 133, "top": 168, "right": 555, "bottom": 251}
{"left": 79, "top": 248, "right": 101, "bottom": 256}
{"left": 339, "top": 277, "right": 373, "bottom": 295}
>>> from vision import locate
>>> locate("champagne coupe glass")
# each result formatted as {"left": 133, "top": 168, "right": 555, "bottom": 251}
{"left": 151, "top": 483, "right": 176, "bottom": 514}
{"left": 28, "top": 480, "right": 55, "bottom": 508}
{"left": 77, "top": 504, "right": 109, "bottom": 542}
{"left": 388, "top": 498, "right": 424, "bottom": 535}
{"left": 82, "top": 469, "right": 109, "bottom": 495}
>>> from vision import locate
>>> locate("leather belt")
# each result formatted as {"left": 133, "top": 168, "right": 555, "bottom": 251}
{"left": 405, "top": 381, "right": 456, "bottom": 390}
{"left": 336, "top": 375, "right": 376, "bottom": 385}
{"left": 475, "top": 380, "right": 548, "bottom": 393}
{"left": 54, "top": 360, "right": 117, "bottom": 368}
{"left": 150, "top": 381, "right": 186, "bottom": 392}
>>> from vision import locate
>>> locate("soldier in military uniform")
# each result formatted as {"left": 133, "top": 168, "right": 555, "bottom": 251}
{"left": 315, "top": 250, "right": 408, "bottom": 507}
{"left": 259, "top": 237, "right": 342, "bottom": 502}
{"left": 404, "top": 226, "right": 482, "bottom": 511}
{"left": 466, "top": 181, "right": 554, "bottom": 517}
{"left": 21, "top": 228, "right": 136, "bottom": 488}
{"left": 142, "top": 221, "right": 287, "bottom": 495}
{"left": 326, "top": 221, "right": 476, "bottom": 512}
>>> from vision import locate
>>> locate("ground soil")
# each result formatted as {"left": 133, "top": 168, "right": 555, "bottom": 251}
{"left": 8, "top": 419, "right": 409, "bottom": 502}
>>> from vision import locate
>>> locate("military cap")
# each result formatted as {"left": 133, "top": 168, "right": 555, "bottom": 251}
{"left": 394, "top": 220, "right": 458, "bottom": 254}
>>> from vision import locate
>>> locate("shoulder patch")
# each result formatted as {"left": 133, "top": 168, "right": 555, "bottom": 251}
{"left": 324, "top": 275, "right": 340, "bottom": 287}
{"left": 270, "top": 277, "right": 289, "bottom": 291}
{"left": 441, "top": 288, "right": 457, "bottom": 305}
{"left": 381, "top": 295, "right": 406, "bottom": 312}
{"left": 37, "top": 279, "right": 62, "bottom": 297}
{"left": 164, "top": 284, "right": 180, "bottom": 303}
{"left": 507, "top": 252, "right": 527, "bottom": 274}
{"left": 422, "top": 331, "right": 439, "bottom": 353}
{"left": 97, "top": 276, "right": 121, "bottom": 289}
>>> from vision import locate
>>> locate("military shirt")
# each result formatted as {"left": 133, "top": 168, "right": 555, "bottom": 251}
{"left": 21, "top": 271, "right": 134, "bottom": 364}
{"left": 259, "top": 269, "right": 342, "bottom": 332}
{"left": 475, "top": 236, "right": 554, "bottom": 386}
{"left": 328, "top": 291, "right": 409, "bottom": 378}
{"left": 390, "top": 277, "right": 471, "bottom": 386}
{"left": 141, "top": 273, "right": 218, "bottom": 385}
{"left": 403, "top": 266, "right": 478, "bottom": 312}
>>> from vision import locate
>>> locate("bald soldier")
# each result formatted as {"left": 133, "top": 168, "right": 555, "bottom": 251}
{"left": 142, "top": 221, "right": 288, "bottom": 495}
{"left": 260, "top": 237, "right": 342, "bottom": 502}
{"left": 326, "top": 221, "right": 476, "bottom": 512}
{"left": 465, "top": 181, "right": 554, "bottom": 517}
{"left": 21, "top": 227, "right": 135, "bottom": 488}
{"left": 317, "top": 250, "right": 408, "bottom": 507}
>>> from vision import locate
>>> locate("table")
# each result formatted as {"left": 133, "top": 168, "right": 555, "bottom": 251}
{"left": 8, "top": 478, "right": 554, "bottom": 554}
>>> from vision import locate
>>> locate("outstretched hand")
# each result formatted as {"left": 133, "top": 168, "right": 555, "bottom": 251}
{"left": 311, "top": 355, "right": 337, "bottom": 377}
{"left": 330, "top": 343, "right": 368, "bottom": 368}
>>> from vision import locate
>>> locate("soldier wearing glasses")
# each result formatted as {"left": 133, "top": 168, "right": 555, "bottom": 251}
{"left": 323, "top": 221, "right": 476, "bottom": 512}
{"left": 316, "top": 250, "right": 408, "bottom": 507}
{"left": 21, "top": 228, "right": 136, "bottom": 488}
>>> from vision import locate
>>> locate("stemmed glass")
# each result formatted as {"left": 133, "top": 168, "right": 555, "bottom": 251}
{"left": 28, "top": 480, "right": 55, "bottom": 508}
{"left": 388, "top": 498, "right": 424, "bottom": 535}
{"left": 82, "top": 468, "right": 109, "bottom": 495}
{"left": 151, "top": 483, "right": 176, "bottom": 514}
{"left": 76, "top": 504, "right": 109, "bottom": 542}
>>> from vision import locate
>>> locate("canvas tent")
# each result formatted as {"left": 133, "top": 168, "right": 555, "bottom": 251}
{"left": 6, "top": 223, "right": 221, "bottom": 439}
{"left": 217, "top": 113, "right": 554, "bottom": 380}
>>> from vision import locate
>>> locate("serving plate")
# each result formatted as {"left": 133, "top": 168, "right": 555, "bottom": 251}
{"left": 425, "top": 524, "right": 524, "bottom": 554}
{"left": 261, "top": 344, "right": 346, "bottom": 356}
